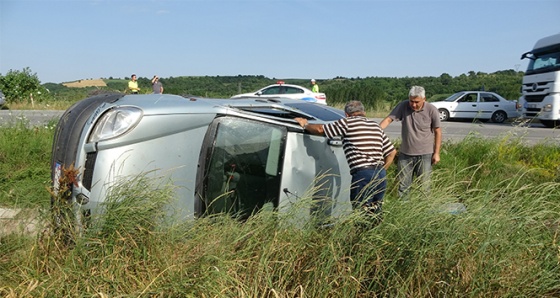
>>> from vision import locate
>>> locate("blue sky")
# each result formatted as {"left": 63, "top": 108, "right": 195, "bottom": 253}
{"left": 1, "top": 0, "right": 559, "bottom": 84}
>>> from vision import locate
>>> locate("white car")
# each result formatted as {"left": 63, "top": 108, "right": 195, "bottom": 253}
{"left": 232, "top": 81, "right": 328, "bottom": 105}
{"left": 431, "top": 91, "right": 521, "bottom": 123}
{"left": 0, "top": 90, "right": 5, "bottom": 108}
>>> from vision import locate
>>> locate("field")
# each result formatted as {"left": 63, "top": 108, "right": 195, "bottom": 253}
{"left": 0, "top": 120, "right": 559, "bottom": 297}
{"left": 62, "top": 79, "right": 107, "bottom": 88}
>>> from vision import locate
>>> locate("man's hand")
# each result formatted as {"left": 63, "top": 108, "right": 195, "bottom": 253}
{"left": 294, "top": 117, "right": 324, "bottom": 135}
{"left": 432, "top": 153, "right": 440, "bottom": 165}
{"left": 294, "top": 117, "right": 307, "bottom": 128}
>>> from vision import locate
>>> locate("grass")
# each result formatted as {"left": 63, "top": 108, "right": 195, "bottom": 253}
{"left": 1, "top": 121, "right": 560, "bottom": 297}
{"left": 0, "top": 119, "right": 55, "bottom": 208}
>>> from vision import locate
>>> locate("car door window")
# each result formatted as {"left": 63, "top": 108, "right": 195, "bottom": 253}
{"left": 480, "top": 93, "right": 499, "bottom": 102}
{"left": 285, "top": 87, "right": 304, "bottom": 94}
{"left": 199, "top": 117, "right": 286, "bottom": 219}
{"left": 261, "top": 86, "right": 281, "bottom": 95}
{"left": 459, "top": 93, "right": 477, "bottom": 103}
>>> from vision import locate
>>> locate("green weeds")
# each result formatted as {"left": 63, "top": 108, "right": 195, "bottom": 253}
{"left": 1, "top": 124, "right": 560, "bottom": 297}
{"left": 0, "top": 119, "right": 55, "bottom": 207}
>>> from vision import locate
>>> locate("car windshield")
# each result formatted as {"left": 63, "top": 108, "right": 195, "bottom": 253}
{"left": 444, "top": 92, "right": 465, "bottom": 102}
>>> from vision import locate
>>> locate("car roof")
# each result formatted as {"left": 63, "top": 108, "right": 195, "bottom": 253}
{"left": 256, "top": 83, "right": 314, "bottom": 92}
{"left": 454, "top": 91, "right": 500, "bottom": 94}
{"left": 263, "top": 83, "right": 308, "bottom": 88}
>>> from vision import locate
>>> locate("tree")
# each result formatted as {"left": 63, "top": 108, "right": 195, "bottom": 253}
{"left": 0, "top": 67, "right": 49, "bottom": 103}
{"left": 439, "top": 73, "right": 452, "bottom": 85}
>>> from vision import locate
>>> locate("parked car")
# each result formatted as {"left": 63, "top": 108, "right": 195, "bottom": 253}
{"left": 431, "top": 91, "right": 521, "bottom": 123}
{"left": 0, "top": 90, "right": 6, "bottom": 108}
{"left": 51, "top": 93, "right": 350, "bottom": 233}
{"left": 231, "top": 81, "right": 328, "bottom": 105}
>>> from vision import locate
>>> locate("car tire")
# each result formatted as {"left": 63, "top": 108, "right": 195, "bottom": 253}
{"left": 491, "top": 111, "right": 507, "bottom": 123}
{"left": 438, "top": 109, "right": 449, "bottom": 121}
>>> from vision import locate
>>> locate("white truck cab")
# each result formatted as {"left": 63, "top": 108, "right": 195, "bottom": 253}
{"left": 519, "top": 33, "right": 560, "bottom": 128}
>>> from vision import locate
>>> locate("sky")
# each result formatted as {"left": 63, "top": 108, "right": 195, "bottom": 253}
{"left": 1, "top": 0, "right": 559, "bottom": 84}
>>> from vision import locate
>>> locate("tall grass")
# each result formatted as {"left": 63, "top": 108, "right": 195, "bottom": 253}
{"left": 1, "top": 126, "right": 560, "bottom": 297}
{"left": 0, "top": 119, "right": 55, "bottom": 207}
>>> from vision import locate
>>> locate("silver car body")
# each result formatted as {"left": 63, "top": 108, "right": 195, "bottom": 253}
{"left": 51, "top": 94, "right": 352, "bottom": 226}
{"left": 431, "top": 91, "right": 521, "bottom": 123}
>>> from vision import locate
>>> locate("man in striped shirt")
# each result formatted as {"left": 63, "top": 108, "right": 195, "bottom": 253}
{"left": 294, "top": 100, "right": 396, "bottom": 217}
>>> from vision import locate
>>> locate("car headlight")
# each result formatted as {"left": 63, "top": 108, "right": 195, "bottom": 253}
{"left": 543, "top": 104, "right": 553, "bottom": 112}
{"left": 88, "top": 107, "right": 143, "bottom": 142}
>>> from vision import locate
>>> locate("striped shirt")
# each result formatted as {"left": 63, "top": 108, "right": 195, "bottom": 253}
{"left": 323, "top": 116, "right": 395, "bottom": 173}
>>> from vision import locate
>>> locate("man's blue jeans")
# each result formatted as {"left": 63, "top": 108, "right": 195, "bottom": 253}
{"left": 350, "top": 167, "right": 387, "bottom": 213}
{"left": 397, "top": 152, "right": 432, "bottom": 199}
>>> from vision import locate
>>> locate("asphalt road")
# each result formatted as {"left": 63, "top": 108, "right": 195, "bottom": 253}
{"left": 0, "top": 110, "right": 63, "bottom": 127}
{"left": 1, "top": 110, "right": 560, "bottom": 145}
{"left": 372, "top": 117, "right": 560, "bottom": 145}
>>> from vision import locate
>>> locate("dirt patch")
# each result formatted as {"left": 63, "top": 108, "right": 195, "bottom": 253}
{"left": 63, "top": 79, "right": 107, "bottom": 88}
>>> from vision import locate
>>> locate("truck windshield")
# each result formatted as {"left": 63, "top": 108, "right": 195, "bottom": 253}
{"left": 525, "top": 49, "right": 560, "bottom": 75}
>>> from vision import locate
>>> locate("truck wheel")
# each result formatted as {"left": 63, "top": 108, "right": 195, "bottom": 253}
{"left": 540, "top": 120, "right": 559, "bottom": 128}
{"left": 438, "top": 109, "right": 449, "bottom": 121}
{"left": 491, "top": 111, "right": 507, "bottom": 123}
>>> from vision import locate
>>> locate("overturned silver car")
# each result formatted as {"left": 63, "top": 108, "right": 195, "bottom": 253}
{"left": 51, "top": 93, "right": 354, "bottom": 228}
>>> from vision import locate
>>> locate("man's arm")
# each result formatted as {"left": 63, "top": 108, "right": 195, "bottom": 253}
{"left": 379, "top": 117, "right": 393, "bottom": 129}
{"left": 383, "top": 149, "right": 397, "bottom": 170}
{"left": 294, "top": 117, "right": 325, "bottom": 135}
{"left": 432, "top": 127, "right": 442, "bottom": 165}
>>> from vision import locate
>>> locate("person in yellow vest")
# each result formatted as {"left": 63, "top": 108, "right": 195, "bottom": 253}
{"left": 311, "top": 79, "right": 319, "bottom": 93}
{"left": 128, "top": 74, "right": 140, "bottom": 94}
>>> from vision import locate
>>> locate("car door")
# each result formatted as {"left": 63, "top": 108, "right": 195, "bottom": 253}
{"left": 478, "top": 92, "right": 502, "bottom": 119}
{"left": 454, "top": 92, "right": 479, "bottom": 119}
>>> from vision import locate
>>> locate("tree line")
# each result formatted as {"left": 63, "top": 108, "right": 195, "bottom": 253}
{"left": 0, "top": 68, "right": 524, "bottom": 108}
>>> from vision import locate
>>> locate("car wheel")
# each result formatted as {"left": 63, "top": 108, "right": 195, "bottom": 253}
{"left": 491, "top": 111, "right": 507, "bottom": 123}
{"left": 438, "top": 109, "right": 449, "bottom": 121}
